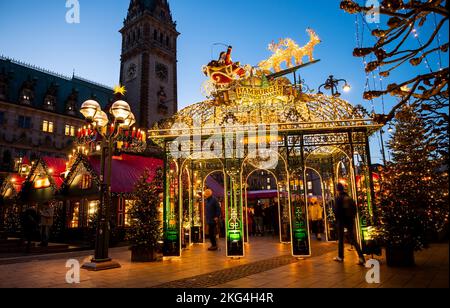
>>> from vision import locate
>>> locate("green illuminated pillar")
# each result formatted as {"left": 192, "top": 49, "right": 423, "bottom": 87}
{"left": 289, "top": 135, "right": 311, "bottom": 257}
{"left": 348, "top": 132, "right": 370, "bottom": 252}
{"left": 163, "top": 148, "right": 181, "bottom": 257}
{"left": 225, "top": 169, "right": 244, "bottom": 258}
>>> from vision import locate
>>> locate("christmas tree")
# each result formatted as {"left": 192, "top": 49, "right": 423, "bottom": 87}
{"left": 127, "top": 168, "right": 163, "bottom": 250}
{"left": 50, "top": 202, "right": 66, "bottom": 243}
{"left": 376, "top": 105, "right": 449, "bottom": 251}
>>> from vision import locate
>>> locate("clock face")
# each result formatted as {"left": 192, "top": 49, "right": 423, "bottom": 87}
{"left": 127, "top": 63, "right": 137, "bottom": 81}
{"left": 155, "top": 63, "right": 168, "bottom": 82}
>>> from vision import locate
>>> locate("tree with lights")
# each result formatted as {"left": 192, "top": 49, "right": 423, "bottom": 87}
{"left": 127, "top": 168, "right": 164, "bottom": 262}
{"left": 340, "top": 0, "right": 449, "bottom": 161}
{"left": 376, "top": 105, "right": 448, "bottom": 266}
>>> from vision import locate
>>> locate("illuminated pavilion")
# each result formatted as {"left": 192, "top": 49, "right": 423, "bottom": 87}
{"left": 149, "top": 47, "right": 383, "bottom": 259}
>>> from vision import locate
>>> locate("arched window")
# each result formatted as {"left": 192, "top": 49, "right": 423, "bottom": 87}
{"left": 154, "top": 29, "right": 158, "bottom": 41}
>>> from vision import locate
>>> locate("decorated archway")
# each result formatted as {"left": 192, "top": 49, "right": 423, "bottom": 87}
{"left": 149, "top": 39, "right": 382, "bottom": 259}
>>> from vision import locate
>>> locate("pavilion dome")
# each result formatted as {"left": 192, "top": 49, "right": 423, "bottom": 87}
{"left": 154, "top": 81, "right": 370, "bottom": 131}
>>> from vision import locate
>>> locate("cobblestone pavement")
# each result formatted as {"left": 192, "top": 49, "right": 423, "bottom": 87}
{"left": 154, "top": 240, "right": 336, "bottom": 288}
{"left": 0, "top": 237, "right": 447, "bottom": 288}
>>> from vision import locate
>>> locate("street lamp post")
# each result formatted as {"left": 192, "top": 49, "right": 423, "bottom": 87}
{"left": 317, "top": 75, "right": 351, "bottom": 97}
{"left": 80, "top": 99, "right": 136, "bottom": 271}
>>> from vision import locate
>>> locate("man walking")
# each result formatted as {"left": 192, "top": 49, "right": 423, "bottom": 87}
{"left": 204, "top": 189, "right": 221, "bottom": 251}
{"left": 333, "top": 184, "right": 365, "bottom": 265}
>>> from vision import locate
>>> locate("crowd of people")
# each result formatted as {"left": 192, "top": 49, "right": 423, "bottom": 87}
{"left": 248, "top": 200, "right": 280, "bottom": 237}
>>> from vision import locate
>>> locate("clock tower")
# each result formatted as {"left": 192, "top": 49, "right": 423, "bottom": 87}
{"left": 120, "top": 0, "right": 179, "bottom": 128}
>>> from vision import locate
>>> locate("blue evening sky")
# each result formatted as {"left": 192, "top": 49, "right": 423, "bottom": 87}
{"left": 0, "top": 0, "right": 447, "bottom": 164}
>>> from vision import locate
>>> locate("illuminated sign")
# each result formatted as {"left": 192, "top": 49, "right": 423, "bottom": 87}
{"left": 227, "top": 209, "right": 242, "bottom": 242}
{"left": 234, "top": 85, "right": 285, "bottom": 100}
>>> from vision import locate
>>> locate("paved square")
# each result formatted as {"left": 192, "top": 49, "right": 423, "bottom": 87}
{"left": 0, "top": 238, "right": 447, "bottom": 288}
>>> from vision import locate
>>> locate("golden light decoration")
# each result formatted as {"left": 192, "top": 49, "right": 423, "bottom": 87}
{"left": 113, "top": 85, "right": 127, "bottom": 96}
{"left": 258, "top": 29, "right": 321, "bottom": 73}
{"left": 149, "top": 38, "right": 381, "bottom": 150}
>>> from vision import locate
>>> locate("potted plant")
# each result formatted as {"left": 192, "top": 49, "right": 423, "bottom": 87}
{"left": 374, "top": 200, "right": 426, "bottom": 267}
{"left": 127, "top": 168, "right": 163, "bottom": 262}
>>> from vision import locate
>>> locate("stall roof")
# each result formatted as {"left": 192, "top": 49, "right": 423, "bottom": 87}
{"left": 9, "top": 174, "right": 27, "bottom": 193}
{"left": 1, "top": 174, "right": 27, "bottom": 198}
{"left": 88, "top": 154, "right": 163, "bottom": 194}
{"left": 42, "top": 157, "right": 68, "bottom": 188}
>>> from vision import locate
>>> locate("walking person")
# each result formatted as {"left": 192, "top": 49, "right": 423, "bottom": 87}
{"left": 21, "top": 205, "right": 39, "bottom": 253}
{"left": 204, "top": 189, "right": 221, "bottom": 251}
{"left": 39, "top": 202, "right": 54, "bottom": 247}
{"left": 308, "top": 197, "right": 324, "bottom": 241}
{"left": 333, "top": 184, "right": 365, "bottom": 265}
{"left": 254, "top": 201, "right": 264, "bottom": 236}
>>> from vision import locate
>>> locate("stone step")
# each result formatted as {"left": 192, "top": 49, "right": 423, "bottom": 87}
{"left": 0, "top": 240, "right": 69, "bottom": 253}
{"left": 30, "top": 244, "right": 70, "bottom": 253}
{"left": 0, "top": 239, "right": 24, "bottom": 248}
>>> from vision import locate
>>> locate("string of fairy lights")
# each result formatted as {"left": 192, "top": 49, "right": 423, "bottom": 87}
{"left": 355, "top": 12, "right": 389, "bottom": 163}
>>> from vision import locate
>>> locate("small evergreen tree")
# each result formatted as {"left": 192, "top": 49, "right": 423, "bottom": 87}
{"left": 50, "top": 202, "right": 65, "bottom": 242}
{"left": 127, "top": 168, "right": 163, "bottom": 249}
{"left": 5, "top": 206, "right": 22, "bottom": 236}
{"left": 376, "top": 105, "right": 449, "bottom": 250}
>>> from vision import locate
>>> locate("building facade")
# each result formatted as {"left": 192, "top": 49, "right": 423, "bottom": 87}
{"left": 0, "top": 0, "right": 179, "bottom": 171}
{"left": 0, "top": 57, "right": 114, "bottom": 172}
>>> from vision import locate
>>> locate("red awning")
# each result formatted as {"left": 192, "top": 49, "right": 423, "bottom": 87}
{"left": 42, "top": 157, "right": 68, "bottom": 188}
{"left": 204, "top": 177, "right": 280, "bottom": 201}
{"left": 9, "top": 174, "right": 27, "bottom": 193}
{"left": 88, "top": 154, "right": 163, "bottom": 193}
{"left": 246, "top": 190, "right": 279, "bottom": 200}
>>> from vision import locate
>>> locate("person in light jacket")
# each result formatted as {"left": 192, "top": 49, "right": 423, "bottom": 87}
{"left": 39, "top": 202, "right": 54, "bottom": 247}
{"left": 308, "top": 197, "right": 324, "bottom": 241}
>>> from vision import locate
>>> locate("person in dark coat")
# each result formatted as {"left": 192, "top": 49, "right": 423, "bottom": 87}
{"left": 21, "top": 205, "right": 39, "bottom": 253}
{"left": 254, "top": 201, "right": 264, "bottom": 236}
{"left": 333, "top": 184, "right": 365, "bottom": 265}
{"left": 204, "top": 189, "right": 221, "bottom": 251}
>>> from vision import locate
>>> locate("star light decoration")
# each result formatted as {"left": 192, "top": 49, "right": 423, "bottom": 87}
{"left": 114, "top": 85, "right": 127, "bottom": 96}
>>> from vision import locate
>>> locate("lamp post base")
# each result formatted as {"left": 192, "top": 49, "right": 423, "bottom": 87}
{"left": 82, "top": 259, "right": 121, "bottom": 271}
